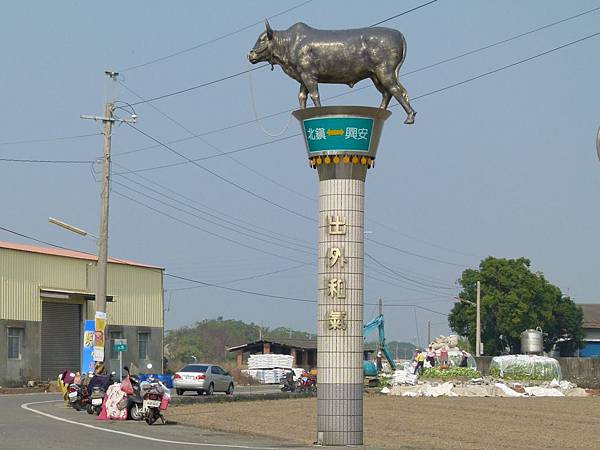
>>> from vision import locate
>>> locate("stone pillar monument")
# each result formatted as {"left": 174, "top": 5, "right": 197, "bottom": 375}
{"left": 293, "top": 106, "right": 391, "bottom": 446}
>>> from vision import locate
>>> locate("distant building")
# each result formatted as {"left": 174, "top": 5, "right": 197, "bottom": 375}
{"left": 227, "top": 338, "right": 375, "bottom": 368}
{"left": 0, "top": 241, "right": 164, "bottom": 387}
{"left": 579, "top": 304, "right": 600, "bottom": 357}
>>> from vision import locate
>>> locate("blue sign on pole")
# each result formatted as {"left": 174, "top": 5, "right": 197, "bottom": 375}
{"left": 81, "top": 320, "right": 95, "bottom": 374}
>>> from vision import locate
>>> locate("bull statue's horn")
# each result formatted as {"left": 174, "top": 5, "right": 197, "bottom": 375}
{"left": 265, "top": 19, "right": 274, "bottom": 39}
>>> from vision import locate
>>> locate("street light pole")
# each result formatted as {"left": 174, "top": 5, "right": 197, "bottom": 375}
{"left": 80, "top": 70, "right": 136, "bottom": 363}
{"left": 476, "top": 281, "right": 481, "bottom": 356}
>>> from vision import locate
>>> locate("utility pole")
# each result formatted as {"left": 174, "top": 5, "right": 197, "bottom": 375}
{"left": 378, "top": 298, "right": 383, "bottom": 352}
{"left": 427, "top": 320, "right": 431, "bottom": 346}
{"left": 476, "top": 280, "right": 481, "bottom": 357}
{"left": 81, "top": 71, "right": 135, "bottom": 362}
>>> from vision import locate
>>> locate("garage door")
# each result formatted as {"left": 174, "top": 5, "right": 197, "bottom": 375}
{"left": 41, "top": 302, "right": 82, "bottom": 380}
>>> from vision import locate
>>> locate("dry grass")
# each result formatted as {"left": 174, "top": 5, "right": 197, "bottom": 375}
{"left": 169, "top": 394, "right": 600, "bottom": 449}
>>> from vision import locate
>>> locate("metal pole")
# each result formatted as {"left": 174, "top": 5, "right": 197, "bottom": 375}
{"left": 119, "top": 350, "right": 123, "bottom": 382}
{"left": 476, "top": 281, "right": 481, "bottom": 356}
{"left": 378, "top": 298, "right": 383, "bottom": 351}
{"left": 427, "top": 320, "right": 431, "bottom": 345}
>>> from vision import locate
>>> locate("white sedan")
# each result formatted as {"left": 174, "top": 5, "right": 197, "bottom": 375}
{"left": 173, "top": 364, "right": 234, "bottom": 396}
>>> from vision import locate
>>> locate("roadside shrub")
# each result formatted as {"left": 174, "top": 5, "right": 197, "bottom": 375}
{"left": 421, "top": 367, "right": 481, "bottom": 379}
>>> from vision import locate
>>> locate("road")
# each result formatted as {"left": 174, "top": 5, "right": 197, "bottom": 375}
{"left": 0, "top": 392, "right": 308, "bottom": 450}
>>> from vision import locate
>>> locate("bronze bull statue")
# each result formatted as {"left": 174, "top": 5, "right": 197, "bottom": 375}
{"left": 248, "top": 20, "right": 416, "bottom": 124}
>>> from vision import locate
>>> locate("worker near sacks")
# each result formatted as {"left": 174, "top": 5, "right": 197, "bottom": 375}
{"left": 425, "top": 345, "right": 436, "bottom": 367}
{"left": 440, "top": 346, "right": 449, "bottom": 369}
{"left": 413, "top": 349, "right": 425, "bottom": 375}
{"left": 376, "top": 350, "right": 383, "bottom": 372}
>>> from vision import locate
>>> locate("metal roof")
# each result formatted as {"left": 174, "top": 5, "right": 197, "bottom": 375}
{"left": 0, "top": 240, "right": 163, "bottom": 270}
{"left": 227, "top": 338, "right": 318, "bottom": 352}
{"left": 579, "top": 304, "right": 600, "bottom": 329}
{"left": 227, "top": 337, "right": 376, "bottom": 352}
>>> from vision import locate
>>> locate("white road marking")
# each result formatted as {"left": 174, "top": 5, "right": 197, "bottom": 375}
{"left": 21, "top": 400, "right": 279, "bottom": 449}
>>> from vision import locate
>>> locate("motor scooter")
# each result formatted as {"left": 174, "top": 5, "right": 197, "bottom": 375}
{"left": 140, "top": 371, "right": 170, "bottom": 425}
{"left": 281, "top": 370, "right": 296, "bottom": 392}
{"left": 67, "top": 382, "right": 83, "bottom": 411}
{"left": 86, "top": 372, "right": 116, "bottom": 415}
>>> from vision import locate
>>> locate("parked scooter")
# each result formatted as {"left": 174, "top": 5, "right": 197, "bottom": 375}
{"left": 140, "top": 372, "right": 170, "bottom": 425}
{"left": 66, "top": 380, "right": 83, "bottom": 411}
{"left": 281, "top": 370, "right": 296, "bottom": 392}
{"left": 86, "top": 372, "right": 116, "bottom": 415}
{"left": 123, "top": 366, "right": 145, "bottom": 421}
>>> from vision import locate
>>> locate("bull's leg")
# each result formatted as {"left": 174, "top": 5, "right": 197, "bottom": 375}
{"left": 301, "top": 76, "right": 321, "bottom": 107}
{"left": 371, "top": 76, "right": 392, "bottom": 109}
{"left": 376, "top": 69, "right": 416, "bottom": 124}
{"left": 298, "top": 84, "right": 308, "bottom": 109}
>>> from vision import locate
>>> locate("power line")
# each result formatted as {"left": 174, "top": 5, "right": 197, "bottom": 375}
{"left": 129, "top": 64, "right": 269, "bottom": 106}
{"left": 113, "top": 158, "right": 468, "bottom": 291}
{"left": 365, "top": 251, "right": 457, "bottom": 291}
{"left": 0, "top": 222, "right": 450, "bottom": 314}
{"left": 112, "top": 162, "right": 464, "bottom": 296}
{"left": 112, "top": 177, "right": 315, "bottom": 255}
{"left": 367, "top": 237, "right": 472, "bottom": 268}
{"left": 111, "top": 160, "right": 314, "bottom": 247}
{"left": 396, "top": 5, "right": 600, "bottom": 75}
{"left": 164, "top": 271, "right": 450, "bottom": 314}
{"left": 124, "top": 122, "right": 316, "bottom": 222}
{"left": 165, "top": 272, "right": 317, "bottom": 304}
{"left": 167, "top": 263, "right": 308, "bottom": 292}
{"left": 408, "top": 30, "right": 600, "bottom": 103}
{"left": 120, "top": 0, "right": 314, "bottom": 72}
{"left": 387, "top": 303, "right": 449, "bottom": 316}
{"left": 112, "top": 189, "right": 311, "bottom": 265}
{"left": 0, "top": 225, "right": 74, "bottom": 251}
{"left": 116, "top": 81, "right": 314, "bottom": 203}
{"left": 0, "top": 158, "right": 94, "bottom": 164}
{"left": 0, "top": 132, "right": 102, "bottom": 146}
{"left": 126, "top": 1, "right": 440, "bottom": 106}
{"left": 369, "top": 0, "right": 439, "bottom": 27}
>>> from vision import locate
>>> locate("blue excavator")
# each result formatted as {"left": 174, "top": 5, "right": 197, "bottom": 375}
{"left": 363, "top": 314, "right": 397, "bottom": 380}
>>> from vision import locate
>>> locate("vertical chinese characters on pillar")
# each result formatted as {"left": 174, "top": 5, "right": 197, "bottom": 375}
{"left": 327, "top": 216, "right": 348, "bottom": 332}
{"left": 328, "top": 311, "right": 347, "bottom": 330}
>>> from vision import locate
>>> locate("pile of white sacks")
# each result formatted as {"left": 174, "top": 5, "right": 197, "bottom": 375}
{"left": 385, "top": 377, "right": 588, "bottom": 397}
{"left": 242, "top": 354, "right": 303, "bottom": 384}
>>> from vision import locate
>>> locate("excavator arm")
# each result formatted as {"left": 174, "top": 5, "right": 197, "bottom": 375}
{"left": 363, "top": 314, "right": 397, "bottom": 370}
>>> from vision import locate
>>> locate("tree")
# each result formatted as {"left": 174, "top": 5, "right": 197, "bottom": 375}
{"left": 448, "top": 257, "right": 583, "bottom": 356}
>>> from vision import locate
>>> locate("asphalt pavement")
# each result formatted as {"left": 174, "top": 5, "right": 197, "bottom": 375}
{"left": 0, "top": 392, "right": 310, "bottom": 450}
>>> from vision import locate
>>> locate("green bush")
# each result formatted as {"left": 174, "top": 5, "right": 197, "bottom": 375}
{"left": 421, "top": 367, "right": 481, "bottom": 379}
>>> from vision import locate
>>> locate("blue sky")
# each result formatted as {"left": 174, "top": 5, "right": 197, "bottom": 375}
{"left": 2, "top": 1, "right": 600, "bottom": 345}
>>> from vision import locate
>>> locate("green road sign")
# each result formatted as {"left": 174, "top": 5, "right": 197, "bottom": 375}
{"left": 302, "top": 116, "right": 374, "bottom": 153}
{"left": 114, "top": 339, "right": 128, "bottom": 353}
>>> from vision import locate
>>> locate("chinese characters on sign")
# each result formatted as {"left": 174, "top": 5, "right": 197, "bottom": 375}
{"left": 307, "top": 127, "right": 327, "bottom": 141}
{"left": 328, "top": 311, "right": 347, "bottom": 331}
{"left": 344, "top": 127, "right": 368, "bottom": 140}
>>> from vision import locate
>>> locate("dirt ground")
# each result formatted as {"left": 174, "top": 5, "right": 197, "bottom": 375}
{"left": 170, "top": 393, "right": 600, "bottom": 449}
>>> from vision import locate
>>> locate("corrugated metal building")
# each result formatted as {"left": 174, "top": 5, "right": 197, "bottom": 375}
{"left": 0, "top": 241, "right": 164, "bottom": 386}
{"left": 579, "top": 304, "right": 600, "bottom": 357}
